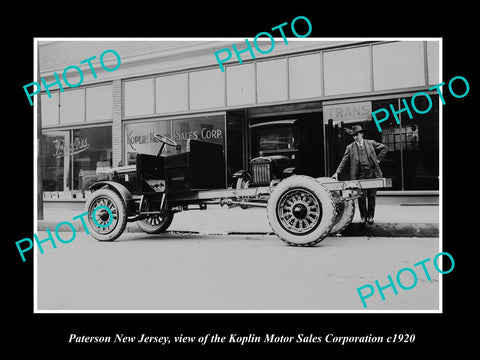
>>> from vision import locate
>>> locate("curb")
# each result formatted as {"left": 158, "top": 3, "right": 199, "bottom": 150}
{"left": 36, "top": 220, "right": 439, "bottom": 238}
{"left": 340, "top": 222, "right": 439, "bottom": 238}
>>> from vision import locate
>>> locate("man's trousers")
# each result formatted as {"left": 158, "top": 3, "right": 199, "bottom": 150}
{"left": 357, "top": 166, "right": 378, "bottom": 219}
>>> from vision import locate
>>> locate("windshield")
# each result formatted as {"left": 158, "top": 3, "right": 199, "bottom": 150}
{"left": 257, "top": 126, "right": 294, "bottom": 151}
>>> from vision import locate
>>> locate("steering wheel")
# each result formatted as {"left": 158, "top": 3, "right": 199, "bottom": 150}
{"left": 153, "top": 133, "right": 178, "bottom": 156}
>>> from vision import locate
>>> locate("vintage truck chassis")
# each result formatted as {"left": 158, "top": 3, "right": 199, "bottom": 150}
{"left": 85, "top": 134, "right": 391, "bottom": 247}
{"left": 86, "top": 174, "right": 391, "bottom": 247}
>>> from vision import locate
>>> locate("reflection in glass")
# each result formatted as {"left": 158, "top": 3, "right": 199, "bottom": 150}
{"left": 40, "top": 131, "right": 70, "bottom": 192}
{"left": 402, "top": 96, "right": 439, "bottom": 190}
{"left": 72, "top": 126, "right": 112, "bottom": 190}
{"left": 258, "top": 126, "right": 294, "bottom": 152}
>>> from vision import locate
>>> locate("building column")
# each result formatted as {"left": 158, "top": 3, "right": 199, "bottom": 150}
{"left": 112, "top": 79, "right": 123, "bottom": 167}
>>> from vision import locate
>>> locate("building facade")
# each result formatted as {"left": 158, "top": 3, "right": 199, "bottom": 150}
{"left": 38, "top": 39, "right": 440, "bottom": 204}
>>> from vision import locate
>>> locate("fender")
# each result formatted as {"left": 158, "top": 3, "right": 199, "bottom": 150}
{"left": 282, "top": 167, "right": 299, "bottom": 177}
{"left": 232, "top": 169, "right": 251, "bottom": 180}
{"left": 89, "top": 181, "right": 136, "bottom": 215}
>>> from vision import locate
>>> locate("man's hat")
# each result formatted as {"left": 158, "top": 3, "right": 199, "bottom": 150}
{"left": 346, "top": 125, "right": 364, "bottom": 135}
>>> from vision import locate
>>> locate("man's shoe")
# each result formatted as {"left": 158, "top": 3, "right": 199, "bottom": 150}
{"left": 367, "top": 217, "right": 374, "bottom": 225}
{"left": 360, "top": 218, "right": 367, "bottom": 225}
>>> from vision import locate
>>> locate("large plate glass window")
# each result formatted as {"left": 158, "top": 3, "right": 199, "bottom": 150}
{"left": 72, "top": 126, "right": 113, "bottom": 191}
{"left": 401, "top": 96, "right": 439, "bottom": 190}
{"left": 324, "top": 96, "right": 439, "bottom": 191}
{"left": 41, "top": 126, "right": 112, "bottom": 200}
{"left": 324, "top": 99, "right": 401, "bottom": 190}
{"left": 124, "top": 120, "right": 172, "bottom": 165}
{"left": 40, "top": 130, "right": 71, "bottom": 194}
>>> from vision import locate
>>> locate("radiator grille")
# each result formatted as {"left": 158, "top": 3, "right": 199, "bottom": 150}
{"left": 252, "top": 161, "right": 271, "bottom": 185}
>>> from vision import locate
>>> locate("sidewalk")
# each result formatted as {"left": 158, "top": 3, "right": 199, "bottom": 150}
{"left": 37, "top": 202, "right": 439, "bottom": 237}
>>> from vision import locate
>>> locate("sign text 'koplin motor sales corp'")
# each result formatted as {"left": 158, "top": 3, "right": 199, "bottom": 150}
{"left": 126, "top": 123, "right": 224, "bottom": 155}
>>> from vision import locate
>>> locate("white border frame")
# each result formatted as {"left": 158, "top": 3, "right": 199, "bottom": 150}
{"left": 33, "top": 37, "right": 443, "bottom": 314}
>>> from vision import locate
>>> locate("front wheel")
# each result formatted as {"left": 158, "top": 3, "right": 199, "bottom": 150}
{"left": 84, "top": 188, "right": 128, "bottom": 241}
{"left": 267, "top": 175, "right": 336, "bottom": 246}
{"left": 137, "top": 212, "right": 174, "bottom": 234}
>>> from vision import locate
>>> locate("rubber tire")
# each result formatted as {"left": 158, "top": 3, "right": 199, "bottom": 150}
{"left": 137, "top": 212, "right": 174, "bottom": 234}
{"left": 84, "top": 188, "right": 128, "bottom": 242}
{"left": 267, "top": 175, "right": 336, "bottom": 247}
{"left": 315, "top": 177, "right": 355, "bottom": 235}
{"left": 329, "top": 191, "right": 355, "bottom": 235}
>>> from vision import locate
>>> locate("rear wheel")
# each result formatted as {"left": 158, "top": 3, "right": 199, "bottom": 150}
{"left": 137, "top": 212, "right": 174, "bottom": 234}
{"left": 267, "top": 176, "right": 336, "bottom": 246}
{"left": 84, "top": 188, "right": 127, "bottom": 241}
{"left": 329, "top": 192, "right": 355, "bottom": 235}
{"left": 316, "top": 177, "right": 355, "bottom": 235}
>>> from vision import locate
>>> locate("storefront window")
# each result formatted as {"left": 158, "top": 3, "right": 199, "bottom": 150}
{"left": 41, "top": 126, "right": 112, "bottom": 199}
{"left": 40, "top": 131, "right": 70, "bottom": 192}
{"left": 124, "top": 120, "right": 173, "bottom": 165}
{"left": 323, "top": 100, "right": 399, "bottom": 186}
{"left": 171, "top": 115, "right": 225, "bottom": 154}
{"left": 324, "top": 96, "right": 439, "bottom": 191}
{"left": 124, "top": 115, "right": 226, "bottom": 164}
{"left": 258, "top": 126, "right": 294, "bottom": 151}
{"left": 371, "top": 99, "right": 402, "bottom": 190}
{"left": 72, "top": 126, "right": 112, "bottom": 191}
{"left": 401, "top": 96, "right": 439, "bottom": 190}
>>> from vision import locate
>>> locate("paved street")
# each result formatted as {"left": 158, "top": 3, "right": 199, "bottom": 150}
{"left": 35, "top": 231, "right": 441, "bottom": 311}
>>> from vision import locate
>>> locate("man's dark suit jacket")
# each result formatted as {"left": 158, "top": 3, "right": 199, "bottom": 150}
{"left": 335, "top": 139, "right": 388, "bottom": 180}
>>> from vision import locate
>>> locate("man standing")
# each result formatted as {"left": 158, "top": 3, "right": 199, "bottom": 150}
{"left": 332, "top": 125, "right": 388, "bottom": 225}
